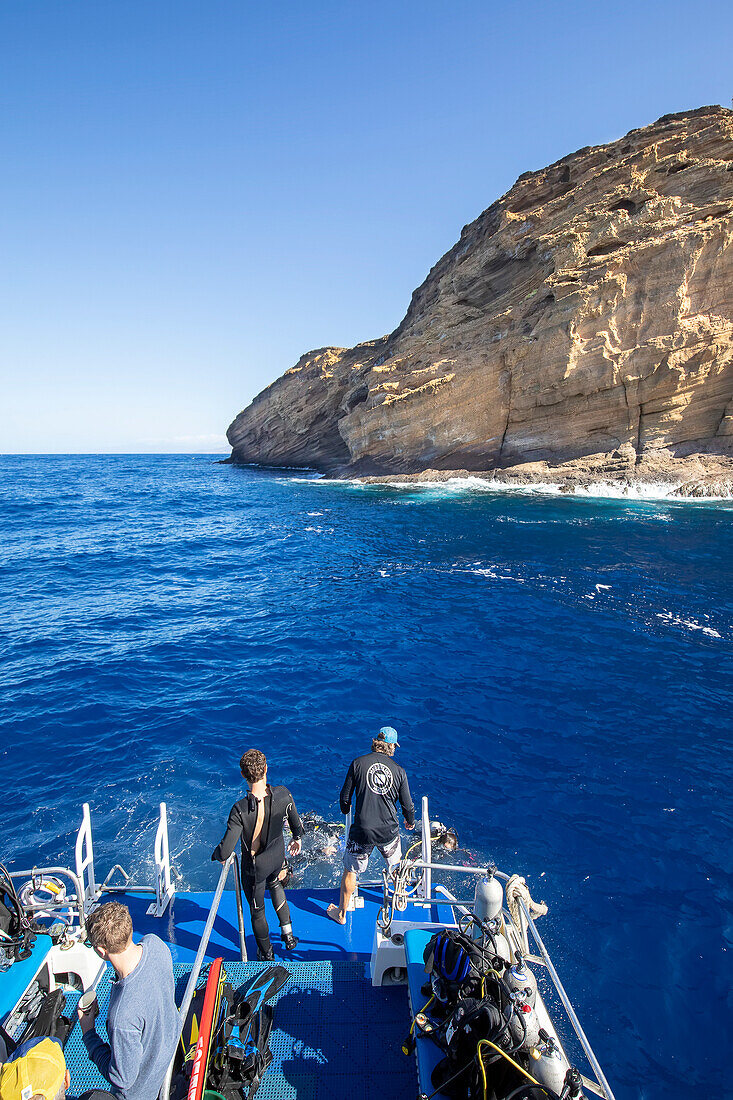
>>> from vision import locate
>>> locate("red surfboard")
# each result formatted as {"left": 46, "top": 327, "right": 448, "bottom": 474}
{"left": 187, "top": 957, "right": 224, "bottom": 1100}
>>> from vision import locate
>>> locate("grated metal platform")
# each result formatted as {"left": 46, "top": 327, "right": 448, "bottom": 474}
{"left": 63, "top": 958, "right": 417, "bottom": 1100}
{"left": 63, "top": 984, "right": 112, "bottom": 1096}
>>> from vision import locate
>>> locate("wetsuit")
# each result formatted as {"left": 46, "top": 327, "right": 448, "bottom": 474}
{"left": 340, "top": 752, "right": 414, "bottom": 872}
{"left": 212, "top": 785, "right": 303, "bottom": 957}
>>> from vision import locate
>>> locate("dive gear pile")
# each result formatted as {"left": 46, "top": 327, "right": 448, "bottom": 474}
{"left": 174, "top": 962, "right": 289, "bottom": 1100}
{"left": 0, "top": 863, "right": 37, "bottom": 966}
{"left": 413, "top": 917, "right": 582, "bottom": 1100}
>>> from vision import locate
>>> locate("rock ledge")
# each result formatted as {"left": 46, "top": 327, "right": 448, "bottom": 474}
{"left": 228, "top": 107, "right": 733, "bottom": 492}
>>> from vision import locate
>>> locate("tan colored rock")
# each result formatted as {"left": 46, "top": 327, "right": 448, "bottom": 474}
{"left": 227, "top": 339, "right": 387, "bottom": 469}
{"left": 673, "top": 473, "right": 733, "bottom": 497}
{"left": 227, "top": 106, "right": 733, "bottom": 485}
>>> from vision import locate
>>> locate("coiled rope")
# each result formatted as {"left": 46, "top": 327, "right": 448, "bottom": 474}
{"left": 505, "top": 874, "right": 548, "bottom": 932}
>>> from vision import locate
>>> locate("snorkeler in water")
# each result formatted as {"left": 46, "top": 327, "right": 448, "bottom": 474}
{"left": 417, "top": 818, "right": 459, "bottom": 852}
{"left": 300, "top": 812, "right": 344, "bottom": 859}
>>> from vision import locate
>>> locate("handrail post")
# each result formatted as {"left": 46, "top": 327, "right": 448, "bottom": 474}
{"left": 344, "top": 807, "right": 360, "bottom": 909}
{"left": 147, "top": 803, "right": 175, "bottom": 917}
{"left": 161, "top": 855, "right": 235, "bottom": 1100}
{"left": 420, "top": 796, "right": 431, "bottom": 902}
{"left": 75, "top": 803, "right": 99, "bottom": 912}
{"left": 232, "top": 855, "right": 247, "bottom": 962}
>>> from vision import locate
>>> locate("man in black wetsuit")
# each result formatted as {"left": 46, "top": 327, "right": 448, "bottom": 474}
{"left": 327, "top": 726, "right": 414, "bottom": 924}
{"left": 212, "top": 749, "right": 303, "bottom": 960}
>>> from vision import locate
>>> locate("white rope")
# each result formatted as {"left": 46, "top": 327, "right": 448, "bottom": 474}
{"left": 505, "top": 874, "right": 548, "bottom": 932}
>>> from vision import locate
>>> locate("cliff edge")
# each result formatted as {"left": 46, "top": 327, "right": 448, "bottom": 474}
{"left": 227, "top": 107, "right": 733, "bottom": 491}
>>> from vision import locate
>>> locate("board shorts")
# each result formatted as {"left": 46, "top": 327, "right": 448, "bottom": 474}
{"left": 344, "top": 833, "right": 402, "bottom": 875}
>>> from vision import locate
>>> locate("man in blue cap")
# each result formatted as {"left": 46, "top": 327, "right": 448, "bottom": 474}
{"left": 328, "top": 726, "right": 415, "bottom": 924}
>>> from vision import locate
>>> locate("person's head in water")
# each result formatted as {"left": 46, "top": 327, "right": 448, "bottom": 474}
{"left": 420, "top": 820, "right": 459, "bottom": 852}
{"left": 372, "top": 725, "right": 399, "bottom": 758}
{"left": 441, "top": 828, "right": 459, "bottom": 852}
{"left": 240, "top": 749, "right": 267, "bottom": 787}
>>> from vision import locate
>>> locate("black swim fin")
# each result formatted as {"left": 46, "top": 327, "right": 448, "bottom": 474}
{"left": 235, "top": 965, "right": 289, "bottom": 1017}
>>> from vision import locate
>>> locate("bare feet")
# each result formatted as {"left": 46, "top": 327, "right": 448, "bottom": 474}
{"left": 327, "top": 903, "right": 346, "bottom": 925}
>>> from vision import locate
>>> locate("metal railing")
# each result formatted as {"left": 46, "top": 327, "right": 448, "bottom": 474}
{"left": 146, "top": 802, "right": 176, "bottom": 917}
{"left": 10, "top": 803, "right": 177, "bottom": 932}
{"left": 5, "top": 866, "right": 88, "bottom": 933}
{"left": 161, "top": 855, "right": 243, "bottom": 1100}
{"left": 517, "top": 896, "right": 615, "bottom": 1100}
{"left": 419, "top": 796, "right": 431, "bottom": 900}
{"left": 380, "top": 860, "right": 500, "bottom": 924}
{"left": 75, "top": 803, "right": 100, "bottom": 911}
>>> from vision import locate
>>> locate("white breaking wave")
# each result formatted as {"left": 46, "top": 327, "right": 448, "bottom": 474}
{"left": 656, "top": 611, "right": 722, "bottom": 638}
{"left": 289, "top": 475, "right": 730, "bottom": 502}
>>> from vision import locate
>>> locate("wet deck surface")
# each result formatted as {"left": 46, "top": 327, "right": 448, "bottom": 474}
{"left": 0, "top": 885, "right": 454, "bottom": 1097}
{"left": 61, "top": 886, "right": 428, "bottom": 1098}
{"left": 115, "top": 885, "right": 439, "bottom": 964}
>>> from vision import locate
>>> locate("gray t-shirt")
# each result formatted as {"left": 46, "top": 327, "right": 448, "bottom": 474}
{"left": 83, "top": 934, "right": 179, "bottom": 1100}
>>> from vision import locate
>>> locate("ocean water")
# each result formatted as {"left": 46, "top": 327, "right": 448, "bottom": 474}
{"left": 1, "top": 454, "right": 731, "bottom": 1099}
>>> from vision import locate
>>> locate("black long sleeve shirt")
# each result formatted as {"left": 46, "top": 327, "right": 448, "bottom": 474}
{"left": 211, "top": 785, "right": 303, "bottom": 882}
{"left": 340, "top": 752, "right": 415, "bottom": 846}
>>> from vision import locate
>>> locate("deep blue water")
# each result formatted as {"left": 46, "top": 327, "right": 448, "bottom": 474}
{"left": 1, "top": 454, "right": 731, "bottom": 1099}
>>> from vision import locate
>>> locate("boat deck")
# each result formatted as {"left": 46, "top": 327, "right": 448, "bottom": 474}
{"left": 60, "top": 885, "right": 445, "bottom": 1098}
{"left": 110, "top": 884, "right": 446, "bottom": 964}
{"left": 63, "top": 958, "right": 416, "bottom": 1100}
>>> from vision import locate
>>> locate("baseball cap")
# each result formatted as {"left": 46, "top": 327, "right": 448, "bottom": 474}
{"left": 378, "top": 726, "right": 400, "bottom": 747}
{"left": 0, "top": 1037, "right": 66, "bottom": 1100}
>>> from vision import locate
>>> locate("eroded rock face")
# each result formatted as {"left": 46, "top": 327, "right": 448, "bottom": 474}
{"left": 227, "top": 106, "right": 733, "bottom": 482}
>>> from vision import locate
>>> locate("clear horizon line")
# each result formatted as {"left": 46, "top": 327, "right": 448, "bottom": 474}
{"left": 0, "top": 450, "right": 232, "bottom": 456}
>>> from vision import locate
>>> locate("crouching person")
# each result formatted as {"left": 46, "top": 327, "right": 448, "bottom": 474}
{"left": 77, "top": 902, "right": 179, "bottom": 1100}
{"left": 0, "top": 1037, "right": 71, "bottom": 1100}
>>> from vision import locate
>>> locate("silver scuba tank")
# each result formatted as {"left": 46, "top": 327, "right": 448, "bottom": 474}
{"left": 505, "top": 955, "right": 538, "bottom": 1007}
{"left": 509, "top": 999, "right": 540, "bottom": 1051}
{"left": 531, "top": 1036, "right": 569, "bottom": 1095}
{"left": 473, "top": 868, "right": 510, "bottom": 958}
{"left": 474, "top": 867, "right": 503, "bottom": 923}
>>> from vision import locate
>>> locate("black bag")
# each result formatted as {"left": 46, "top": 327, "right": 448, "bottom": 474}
{"left": 208, "top": 969, "right": 288, "bottom": 1100}
{"left": 171, "top": 967, "right": 288, "bottom": 1100}
{"left": 431, "top": 995, "right": 516, "bottom": 1100}
{"left": 0, "top": 865, "right": 35, "bottom": 963}
{"left": 211, "top": 995, "right": 275, "bottom": 1100}
{"left": 424, "top": 929, "right": 494, "bottom": 1005}
{"left": 19, "top": 990, "right": 72, "bottom": 1048}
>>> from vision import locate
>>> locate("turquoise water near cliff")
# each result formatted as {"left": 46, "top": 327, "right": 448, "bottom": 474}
{"left": 1, "top": 454, "right": 731, "bottom": 1099}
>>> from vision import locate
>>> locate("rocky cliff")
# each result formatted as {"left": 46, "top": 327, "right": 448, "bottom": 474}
{"left": 227, "top": 106, "right": 733, "bottom": 489}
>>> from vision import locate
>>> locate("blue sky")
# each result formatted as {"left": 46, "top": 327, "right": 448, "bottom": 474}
{"left": 2, "top": 0, "right": 732, "bottom": 453}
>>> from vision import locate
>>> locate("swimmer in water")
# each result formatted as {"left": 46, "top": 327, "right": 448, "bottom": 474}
{"left": 418, "top": 819, "right": 459, "bottom": 852}
{"left": 301, "top": 812, "right": 344, "bottom": 857}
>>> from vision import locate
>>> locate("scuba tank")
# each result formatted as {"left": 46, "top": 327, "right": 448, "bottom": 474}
{"left": 504, "top": 953, "right": 538, "bottom": 1007}
{"left": 509, "top": 998, "right": 540, "bottom": 1051}
{"left": 531, "top": 1031, "right": 570, "bottom": 1095}
{"left": 473, "top": 867, "right": 503, "bottom": 923}
{"left": 472, "top": 868, "right": 511, "bottom": 964}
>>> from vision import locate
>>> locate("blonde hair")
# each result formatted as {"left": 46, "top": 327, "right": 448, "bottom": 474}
{"left": 371, "top": 740, "right": 395, "bottom": 756}
{"left": 86, "top": 902, "right": 133, "bottom": 953}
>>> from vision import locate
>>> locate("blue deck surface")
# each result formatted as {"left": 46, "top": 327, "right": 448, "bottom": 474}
{"left": 0, "top": 934, "right": 53, "bottom": 1025}
{"left": 62, "top": 958, "right": 417, "bottom": 1100}
{"left": 61, "top": 887, "right": 426, "bottom": 1099}
{"left": 405, "top": 928, "right": 447, "bottom": 1099}
{"left": 111, "top": 885, "right": 436, "bottom": 965}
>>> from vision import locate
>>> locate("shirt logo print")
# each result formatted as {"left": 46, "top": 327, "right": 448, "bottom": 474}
{"left": 366, "top": 761, "right": 395, "bottom": 796}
